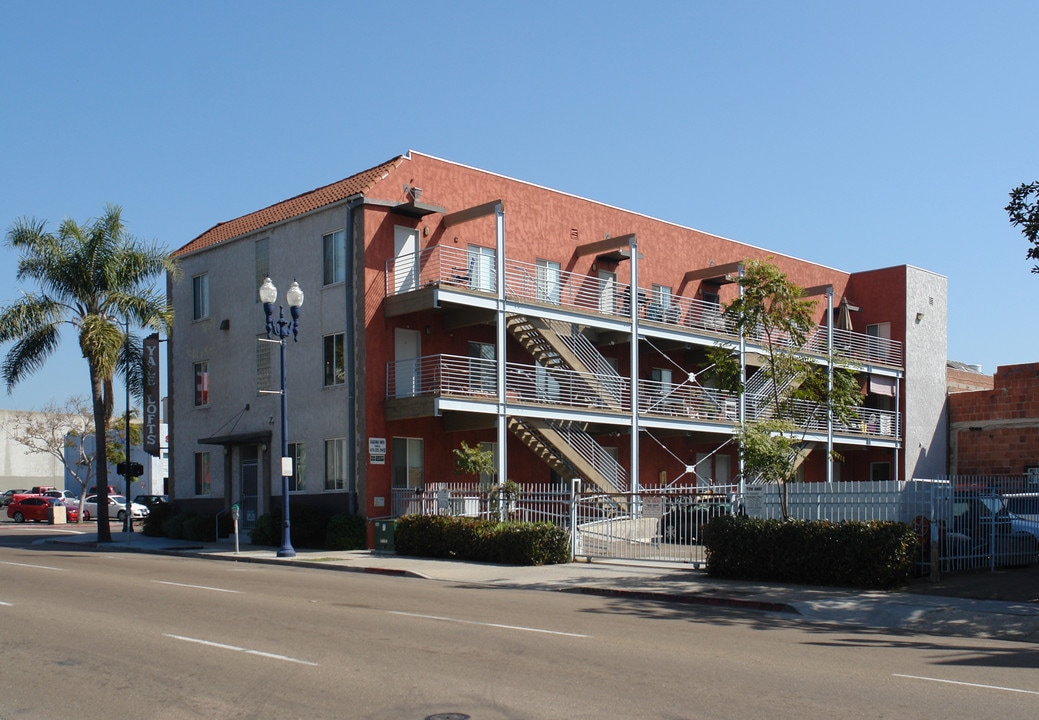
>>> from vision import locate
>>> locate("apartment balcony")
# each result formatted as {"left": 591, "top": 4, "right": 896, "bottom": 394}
{"left": 384, "top": 245, "right": 904, "bottom": 370}
{"left": 384, "top": 354, "right": 900, "bottom": 445}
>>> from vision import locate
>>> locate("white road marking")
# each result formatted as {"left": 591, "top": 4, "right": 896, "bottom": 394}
{"left": 0, "top": 560, "right": 66, "bottom": 571}
{"left": 153, "top": 580, "right": 241, "bottom": 594}
{"left": 389, "top": 610, "right": 591, "bottom": 638}
{"left": 0, "top": 600, "right": 12, "bottom": 606}
{"left": 163, "top": 633, "right": 318, "bottom": 666}
{"left": 894, "top": 674, "right": 1039, "bottom": 696}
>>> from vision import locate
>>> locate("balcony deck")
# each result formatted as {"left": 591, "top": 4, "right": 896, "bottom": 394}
{"left": 385, "top": 245, "right": 904, "bottom": 371}
{"left": 386, "top": 354, "right": 900, "bottom": 446}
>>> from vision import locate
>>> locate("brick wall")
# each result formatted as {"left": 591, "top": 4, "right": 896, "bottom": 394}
{"left": 948, "top": 363, "right": 1039, "bottom": 475}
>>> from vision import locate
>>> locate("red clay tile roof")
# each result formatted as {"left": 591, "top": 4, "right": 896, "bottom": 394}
{"left": 174, "top": 155, "right": 406, "bottom": 256}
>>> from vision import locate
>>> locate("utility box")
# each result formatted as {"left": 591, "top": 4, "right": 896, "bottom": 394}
{"left": 372, "top": 519, "right": 396, "bottom": 552}
{"left": 49, "top": 503, "right": 67, "bottom": 525}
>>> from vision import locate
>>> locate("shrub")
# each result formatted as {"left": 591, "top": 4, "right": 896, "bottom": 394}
{"left": 395, "top": 514, "right": 570, "bottom": 565}
{"left": 251, "top": 503, "right": 332, "bottom": 549}
{"left": 182, "top": 513, "right": 216, "bottom": 542}
{"left": 703, "top": 515, "right": 916, "bottom": 589}
{"left": 142, "top": 503, "right": 173, "bottom": 537}
{"left": 326, "top": 513, "right": 366, "bottom": 550}
{"left": 248, "top": 512, "right": 279, "bottom": 546}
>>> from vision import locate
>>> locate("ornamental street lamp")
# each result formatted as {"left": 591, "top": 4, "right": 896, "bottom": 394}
{"left": 259, "top": 277, "right": 304, "bottom": 558}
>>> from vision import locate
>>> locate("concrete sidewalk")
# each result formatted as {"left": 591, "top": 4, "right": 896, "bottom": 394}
{"left": 49, "top": 532, "right": 1039, "bottom": 644}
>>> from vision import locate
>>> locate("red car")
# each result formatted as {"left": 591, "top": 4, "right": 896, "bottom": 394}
{"left": 6, "top": 496, "right": 79, "bottom": 523}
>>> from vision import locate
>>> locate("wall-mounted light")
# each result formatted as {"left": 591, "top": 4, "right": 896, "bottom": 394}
{"left": 259, "top": 443, "right": 266, "bottom": 453}
{"left": 915, "top": 312, "right": 925, "bottom": 323}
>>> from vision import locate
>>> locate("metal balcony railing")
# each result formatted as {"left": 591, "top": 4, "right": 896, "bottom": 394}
{"left": 385, "top": 245, "right": 904, "bottom": 368}
{"left": 385, "top": 354, "right": 898, "bottom": 441}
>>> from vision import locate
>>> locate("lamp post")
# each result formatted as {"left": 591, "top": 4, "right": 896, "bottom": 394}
{"left": 259, "top": 277, "right": 304, "bottom": 558}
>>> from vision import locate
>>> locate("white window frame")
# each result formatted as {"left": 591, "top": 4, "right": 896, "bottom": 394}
{"left": 323, "top": 229, "right": 346, "bottom": 286}
{"left": 324, "top": 438, "right": 345, "bottom": 491}
{"left": 324, "top": 333, "right": 345, "bottom": 386}
{"left": 192, "top": 273, "right": 209, "bottom": 321}
{"left": 392, "top": 437, "right": 424, "bottom": 490}
{"left": 194, "top": 361, "right": 210, "bottom": 407}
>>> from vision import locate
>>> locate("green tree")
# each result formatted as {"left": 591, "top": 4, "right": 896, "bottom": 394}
{"left": 1005, "top": 181, "right": 1039, "bottom": 274}
{"left": 0, "top": 205, "right": 179, "bottom": 542}
{"left": 453, "top": 440, "right": 496, "bottom": 481}
{"left": 706, "top": 258, "right": 862, "bottom": 518}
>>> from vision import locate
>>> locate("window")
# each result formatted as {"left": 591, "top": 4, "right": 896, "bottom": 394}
{"left": 870, "top": 462, "right": 891, "bottom": 481}
{"left": 323, "top": 230, "right": 346, "bottom": 285}
{"left": 649, "top": 284, "right": 673, "bottom": 321}
{"left": 479, "top": 442, "right": 498, "bottom": 486}
{"left": 194, "top": 362, "right": 209, "bottom": 407}
{"left": 324, "top": 333, "right": 345, "bottom": 386}
{"left": 194, "top": 452, "right": 211, "bottom": 496}
{"left": 192, "top": 274, "right": 209, "bottom": 321}
{"left": 468, "top": 341, "right": 495, "bottom": 395}
{"left": 252, "top": 238, "right": 265, "bottom": 295}
{"left": 598, "top": 270, "right": 617, "bottom": 314}
{"left": 288, "top": 442, "right": 305, "bottom": 492}
{"left": 535, "top": 259, "right": 561, "bottom": 304}
{"left": 467, "top": 245, "right": 495, "bottom": 292}
{"left": 324, "top": 438, "right": 346, "bottom": 491}
{"left": 392, "top": 437, "right": 423, "bottom": 489}
{"left": 866, "top": 322, "right": 891, "bottom": 362}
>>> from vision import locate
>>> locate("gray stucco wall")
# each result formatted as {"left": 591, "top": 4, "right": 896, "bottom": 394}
{"left": 903, "top": 266, "right": 948, "bottom": 479}
{"left": 0, "top": 409, "right": 69, "bottom": 492}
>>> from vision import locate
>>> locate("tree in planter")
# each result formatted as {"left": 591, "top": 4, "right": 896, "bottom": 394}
{"left": 453, "top": 441, "right": 518, "bottom": 519}
{"left": 705, "top": 258, "right": 863, "bottom": 518}
{"left": 453, "top": 440, "right": 496, "bottom": 481}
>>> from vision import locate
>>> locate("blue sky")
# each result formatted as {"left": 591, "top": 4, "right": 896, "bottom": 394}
{"left": 1, "top": 1, "right": 1037, "bottom": 412}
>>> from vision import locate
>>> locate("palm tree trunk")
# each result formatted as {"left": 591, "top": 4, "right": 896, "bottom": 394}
{"left": 91, "top": 364, "right": 112, "bottom": 542}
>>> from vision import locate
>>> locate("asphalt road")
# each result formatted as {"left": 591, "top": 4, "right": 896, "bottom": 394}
{"left": 2, "top": 530, "right": 1038, "bottom": 719}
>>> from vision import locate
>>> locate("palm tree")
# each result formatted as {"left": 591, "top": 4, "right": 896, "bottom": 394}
{"left": 0, "top": 204, "right": 179, "bottom": 542}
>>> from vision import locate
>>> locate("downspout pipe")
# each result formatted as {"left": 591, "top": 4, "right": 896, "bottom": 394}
{"left": 345, "top": 196, "right": 363, "bottom": 515}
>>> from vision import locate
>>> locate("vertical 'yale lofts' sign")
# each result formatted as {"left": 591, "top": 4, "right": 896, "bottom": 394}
{"left": 143, "top": 333, "right": 161, "bottom": 457}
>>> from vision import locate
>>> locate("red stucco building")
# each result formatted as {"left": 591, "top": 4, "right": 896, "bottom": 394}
{"left": 168, "top": 151, "right": 948, "bottom": 534}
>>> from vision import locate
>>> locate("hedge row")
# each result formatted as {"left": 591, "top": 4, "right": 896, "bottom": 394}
{"left": 394, "top": 514, "right": 571, "bottom": 566}
{"left": 702, "top": 515, "right": 917, "bottom": 589}
{"left": 142, "top": 502, "right": 366, "bottom": 550}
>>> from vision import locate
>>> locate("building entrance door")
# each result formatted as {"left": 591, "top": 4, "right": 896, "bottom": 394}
{"left": 240, "top": 459, "right": 259, "bottom": 530}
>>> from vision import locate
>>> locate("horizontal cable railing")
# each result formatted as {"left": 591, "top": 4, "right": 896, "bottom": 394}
{"left": 637, "top": 379, "right": 738, "bottom": 423}
{"left": 387, "top": 354, "right": 899, "bottom": 439}
{"left": 385, "top": 245, "right": 903, "bottom": 368}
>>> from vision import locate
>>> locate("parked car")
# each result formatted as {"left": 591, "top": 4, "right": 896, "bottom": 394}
{"left": 948, "top": 491, "right": 1038, "bottom": 564}
{"left": 1003, "top": 493, "right": 1039, "bottom": 523}
{"left": 133, "top": 494, "right": 169, "bottom": 510}
{"left": 2, "top": 489, "right": 28, "bottom": 507}
{"left": 7, "top": 496, "right": 79, "bottom": 523}
{"left": 42, "top": 489, "right": 80, "bottom": 509}
{"left": 658, "top": 495, "right": 731, "bottom": 544}
{"left": 81, "top": 494, "right": 149, "bottom": 523}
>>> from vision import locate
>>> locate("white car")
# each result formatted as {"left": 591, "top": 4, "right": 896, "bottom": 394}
{"left": 1003, "top": 493, "right": 1039, "bottom": 523}
{"left": 81, "top": 494, "right": 149, "bottom": 523}
{"left": 42, "top": 489, "right": 80, "bottom": 509}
